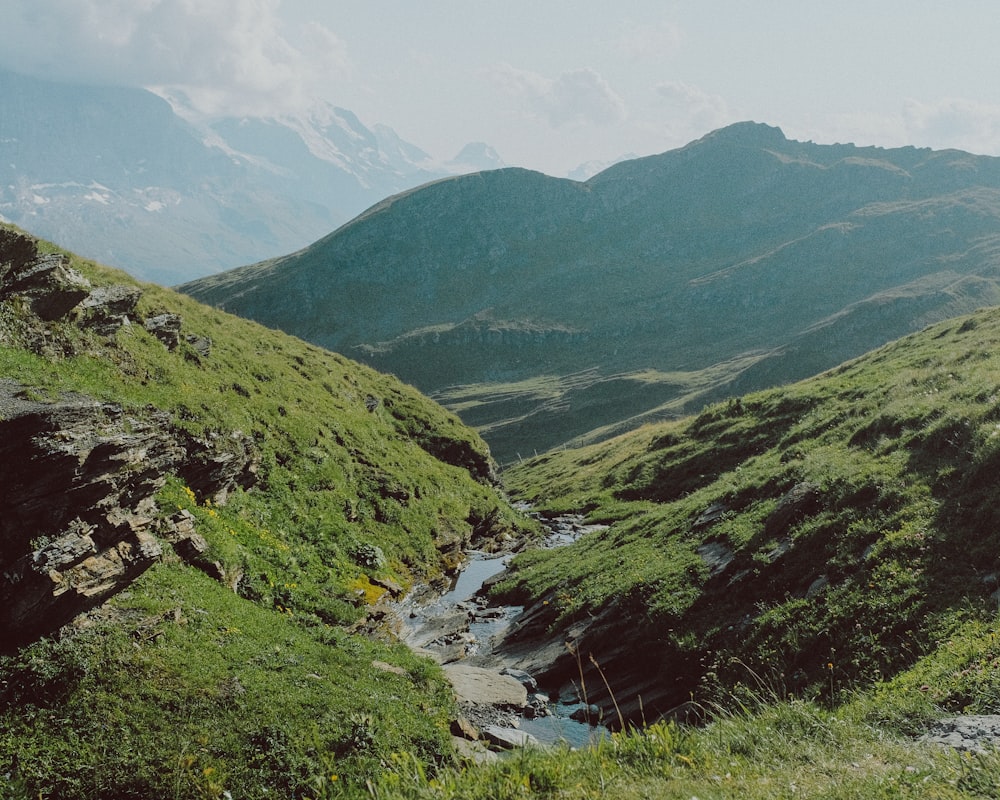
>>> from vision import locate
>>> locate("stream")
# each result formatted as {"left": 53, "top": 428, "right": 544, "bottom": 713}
{"left": 392, "top": 512, "right": 609, "bottom": 749}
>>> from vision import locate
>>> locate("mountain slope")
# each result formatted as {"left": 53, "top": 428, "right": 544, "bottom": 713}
{"left": 0, "top": 69, "right": 468, "bottom": 283}
{"left": 496, "top": 303, "right": 1000, "bottom": 726}
{"left": 180, "top": 122, "right": 1000, "bottom": 463}
{"left": 0, "top": 223, "right": 528, "bottom": 797}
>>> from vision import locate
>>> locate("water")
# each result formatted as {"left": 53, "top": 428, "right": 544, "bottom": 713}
{"left": 393, "top": 513, "right": 611, "bottom": 747}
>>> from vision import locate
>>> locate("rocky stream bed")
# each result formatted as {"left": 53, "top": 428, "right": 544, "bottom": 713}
{"left": 387, "top": 512, "right": 1000, "bottom": 760}
{"left": 388, "top": 512, "right": 610, "bottom": 759}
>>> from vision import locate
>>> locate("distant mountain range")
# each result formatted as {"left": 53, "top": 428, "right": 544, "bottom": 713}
{"left": 180, "top": 122, "right": 1000, "bottom": 462}
{"left": 0, "top": 69, "right": 503, "bottom": 284}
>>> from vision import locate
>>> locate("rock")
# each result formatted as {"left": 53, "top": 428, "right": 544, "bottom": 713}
{"left": 371, "top": 575, "right": 405, "bottom": 597}
{"left": 184, "top": 333, "right": 212, "bottom": 359}
{"left": 697, "top": 541, "right": 734, "bottom": 578}
{"left": 144, "top": 312, "right": 183, "bottom": 349}
{"left": 0, "top": 381, "right": 262, "bottom": 647}
{"left": 693, "top": 502, "right": 728, "bottom": 529}
{"left": 1, "top": 252, "right": 91, "bottom": 320}
{"left": 450, "top": 715, "right": 480, "bottom": 741}
{"left": 764, "top": 481, "right": 820, "bottom": 537}
{"left": 79, "top": 285, "right": 143, "bottom": 335}
{"left": 500, "top": 667, "right": 539, "bottom": 693}
{"left": 570, "top": 704, "right": 602, "bottom": 723}
{"left": 482, "top": 726, "right": 540, "bottom": 750}
{"left": 175, "top": 429, "right": 260, "bottom": 506}
{"left": 922, "top": 716, "right": 1000, "bottom": 753}
{"left": 451, "top": 736, "right": 498, "bottom": 763}
{"left": 443, "top": 664, "right": 528, "bottom": 709}
{"left": 372, "top": 660, "right": 408, "bottom": 677}
{"left": 405, "top": 609, "right": 472, "bottom": 651}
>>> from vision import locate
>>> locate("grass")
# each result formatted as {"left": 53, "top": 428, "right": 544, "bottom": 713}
{"left": 496, "top": 305, "right": 1000, "bottom": 717}
{"left": 10, "top": 222, "right": 1000, "bottom": 797}
{"left": 0, "top": 225, "right": 533, "bottom": 798}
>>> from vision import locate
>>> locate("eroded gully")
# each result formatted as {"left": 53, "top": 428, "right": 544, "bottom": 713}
{"left": 387, "top": 509, "right": 609, "bottom": 752}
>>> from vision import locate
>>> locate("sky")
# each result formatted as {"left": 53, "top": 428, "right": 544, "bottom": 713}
{"left": 2, "top": 1, "right": 1000, "bottom": 177}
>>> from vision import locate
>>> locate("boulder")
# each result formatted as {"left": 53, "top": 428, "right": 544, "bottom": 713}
{"left": 482, "top": 726, "right": 540, "bottom": 750}
{"left": 144, "top": 312, "right": 183, "bottom": 349}
{"left": 79, "top": 284, "right": 143, "bottom": 335}
{"left": 443, "top": 664, "right": 528, "bottom": 709}
{"left": 1, "top": 253, "right": 91, "bottom": 320}
{"left": 451, "top": 736, "right": 499, "bottom": 763}
{"left": 500, "top": 667, "right": 539, "bottom": 693}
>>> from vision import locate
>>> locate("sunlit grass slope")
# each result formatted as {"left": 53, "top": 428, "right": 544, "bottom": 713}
{"left": 500, "top": 305, "right": 1000, "bottom": 714}
{"left": 0, "top": 226, "right": 529, "bottom": 798}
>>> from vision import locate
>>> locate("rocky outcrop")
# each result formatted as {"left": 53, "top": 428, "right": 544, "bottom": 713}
{"left": 0, "top": 380, "right": 260, "bottom": 649}
{"left": 0, "top": 227, "right": 207, "bottom": 349}
{"left": 79, "top": 285, "right": 143, "bottom": 335}
{"left": 0, "top": 251, "right": 91, "bottom": 321}
{"left": 0, "top": 229, "right": 261, "bottom": 648}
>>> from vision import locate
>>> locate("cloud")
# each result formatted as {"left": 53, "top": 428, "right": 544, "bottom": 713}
{"left": 902, "top": 98, "right": 1000, "bottom": 156}
{"left": 495, "top": 65, "right": 626, "bottom": 128}
{"left": 0, "top": 0, "right": 351, "bottom": 116}
{"left": 654, "top": 80, "right": 732, "bottom": 135}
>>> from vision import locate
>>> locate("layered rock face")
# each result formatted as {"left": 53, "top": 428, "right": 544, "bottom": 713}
{"left": 0, "top": 229, "right": 257, "bottom": 647}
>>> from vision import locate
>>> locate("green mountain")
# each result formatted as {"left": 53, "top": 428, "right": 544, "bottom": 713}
{"left": 179, "top": 122, "right": 1000, "bottom": 463}
{"left": 496, "top": 303, "right": 1000, "bottom": 729}
{"left": 0, "top": 224, "right": 529, "bottom": 797}
{"left": 10, "top": 223, "right": 1000, "bottom": 797}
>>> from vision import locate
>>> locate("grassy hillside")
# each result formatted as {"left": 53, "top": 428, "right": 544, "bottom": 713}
{"left": 10, "top": 225, "right": 1000, "bottom": 798}
{"left": 495, "top": 304, "right": 1000, "bottom": 723}
{"left": 290, "top": 305, "right": 1000, "bottom": 796}
{"left": 180, "top": 123, "right": 1000, "bottom": 462}
{"left": 0, "top": 225, "right": 530, "bottom": 798}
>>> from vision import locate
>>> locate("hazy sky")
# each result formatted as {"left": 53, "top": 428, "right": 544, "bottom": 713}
{"left": 2, "top": 1, "right": 999, "bottom": 176}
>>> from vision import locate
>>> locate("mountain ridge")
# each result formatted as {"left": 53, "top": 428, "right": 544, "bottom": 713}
{"left": 0, "top": 69, "right": 497, "bottom": 284}
{"left": 181, "top": 122, "right": 1000, "bottom": 462}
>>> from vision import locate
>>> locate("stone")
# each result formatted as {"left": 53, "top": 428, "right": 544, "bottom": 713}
{"left": 570, "top": 704, "right": 602, "bottom": 723}
{"left": 764, "top": 481, "right": 820, "bottom": 537}
{"left": 482, "top": 726, "right": 540, "bottom": 749}
{"left": 371, "top": 575, "right": 405, "bottom": 597}
{"left": 1, "top": 253, "right": 92, "bottom": 320}
{"left": 184, "top": 334, "right": 212, "bottom": 358}
{"left": 696, "top": 541, "right": 734, "bottom": 578}
{"left": 693, "top": 502, "right": 728, "bottom": 529}
{"left": 79, "top": 285, "right": 143, "bottom": 335}
{"left": 450, "top": 715, "right": 480, "bottom": 741}
{"left": 451, "top": 736, "right": 498, "bottom": 763}
{"left": 372, "top": 660, "right": 408, "bottom": 677}
{"left": 500, "top": 667, "right": 539, "bottom": 693}
{"left": 144, "top": 312, "right": 183, "bottom": 349}
{"left": 0, "top": 381, "right": 262, "bottom": 647}
{"left": 922, "top": 716, "right": 1000, "bottom": 753}
{"left": 443, "top": 664, "right": 528, "bottom": 709}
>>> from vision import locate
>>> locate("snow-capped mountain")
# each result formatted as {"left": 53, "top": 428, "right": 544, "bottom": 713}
{"left": 0, "top": 69, "right": 497, "bottom": 283}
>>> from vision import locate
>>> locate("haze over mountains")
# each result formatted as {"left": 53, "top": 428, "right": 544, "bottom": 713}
{"left": 181, "top": 122, "right": 1000, "bottom": 463}
{"left": 0, "top": 68, "right": 503, "bottom": 284}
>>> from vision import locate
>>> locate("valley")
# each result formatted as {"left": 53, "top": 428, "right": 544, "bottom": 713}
{"left": 180, "top": 123, "right": 1000, "bottom": 464}
{"left": 6, "top": 122, "right": 1000, "bottom": 797}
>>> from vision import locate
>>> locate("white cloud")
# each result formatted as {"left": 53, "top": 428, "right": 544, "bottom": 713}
{"left": 495, "top": 65, "right": 626, "bottom": 128}
{"left": 656, "top": 81, "right": 730, "bottom": 128}
{"left": 902, "top": 98, "right": 1000, "bottom": 156}
{"left": 0, "top": 0, "right": 351, "bottom": 116}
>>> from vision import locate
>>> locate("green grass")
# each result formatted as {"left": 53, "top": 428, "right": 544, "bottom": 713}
{"left": 0, "top": 225, "right": 532, "bottom": 798}
{"left": 497, "top": 305, "right": 1000, "bottom": 714}
{"left": 0, "top": 564, "right": 456, "bottom": 799}
{"left": 11, "top": 222, "right": 1000, "bottom": 798}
